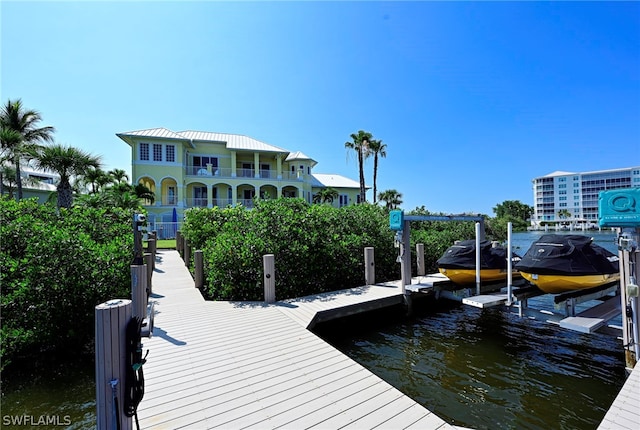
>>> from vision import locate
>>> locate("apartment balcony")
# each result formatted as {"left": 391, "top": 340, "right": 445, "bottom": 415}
{"left": 185, "top": 166, "right": 305, "bottom": 181}
{"left": 184, "top": 198, "right": 234, "bottom": 208}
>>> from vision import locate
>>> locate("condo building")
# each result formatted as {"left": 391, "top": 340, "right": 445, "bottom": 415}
{"left": 531, "top": 166, "right": 640, "bottom": 228}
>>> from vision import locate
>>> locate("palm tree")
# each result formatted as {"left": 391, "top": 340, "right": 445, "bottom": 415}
{"left": 345, "top": 130, "right": 373, "bottom": 204}
{"left": 313, "top": 187, "right": 339, "bottom": 204}
{"left": 34, "top": 144, "right": 102, "bottom": 208}
{"left": 109, "top": 168, "right": 129, "bottom": 184}
{"left": 0, "top": 99, "right": 55, "bottom": 200}
{"left": 83, "top": 167, "right": 110, "bottom": 194}
{"left": 378, "top": 189, "right": 403, "bottom": 210}
{"left": 368, "top": 139, "right": 386, "bottom": 203}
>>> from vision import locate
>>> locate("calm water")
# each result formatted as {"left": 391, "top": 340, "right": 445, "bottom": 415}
{"left": 318, "top": 230, "right": 627, "bottom": 430}
{"left": 1, "top": 230, "right": 626, "bottom": 429}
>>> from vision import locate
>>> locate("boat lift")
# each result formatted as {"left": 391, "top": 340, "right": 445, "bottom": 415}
{"left": 389, "top": 187, "right": 640, "bottom": 371}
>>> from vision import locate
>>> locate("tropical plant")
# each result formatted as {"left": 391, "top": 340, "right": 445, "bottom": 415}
{"left": 83, "top": 167, "right": 110, "bottom": 194}
{"left": 313, "top": 187, "right": 339, "bottom": 204}
{"left": 345, "top": 130, "right": 373, "bottom": 204}
{"left": 492, "top": 200, "right": 533, "bottom": 222}
{"left": 109, "top": 168, "right": 129, "bottom": 184}
{"left": 368, "top": 139, "right": 387, "bottom": 203}
{"left": 378, "top": 189, "right": 403, "bottom": 209}
{"left": 557, "top": 209, "right": 571, "bottom": 220}
{"left": 0, "top": 100, "right": 55, "bottom": 200}
{"left": 34, "top": 144, "right": 102, "bottom": 208}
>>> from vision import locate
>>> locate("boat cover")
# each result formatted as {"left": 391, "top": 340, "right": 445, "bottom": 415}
{"left": 515, "top": 234, "right": 619, "bottom": 276}
{"left": 436, "top": 240, "right": 517, "bottom": 270}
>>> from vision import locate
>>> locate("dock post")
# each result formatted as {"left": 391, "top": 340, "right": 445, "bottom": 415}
{"left": 263, "top": 254, "right": 275, "bottom": 303}
{"left": 194, "top": 250, "right": 204, "bottom": 289}
{"left": 131, "top": 264, "right": 148, "bottom": 321}
{"left": 95, "top": 299, "right": 132, "bottom": 430}
{"left": 416, "top": 243, "right": 425, "bottom": 276}
{"left": 176, "top": 231, "right": 183, "bottom": 256}
{"left": 144, "top": 252, "right": 153, "bottom": 299}
{"left": 364, "top": 247, "right": 375, "bottom": 285}
{"left": 184, "top": 240, "right": 191, "bottom": 267}
{"left": 506, "top": 222, "right": 513, "bottom": 306}
{"left": 400, "top": 220, "right": 411, "bottom": 292}
{"left": 475, "top": 223, "right": 481, "bottom": 296}
{"left": 148, "top": 238, "right": 156, "bottom": 271}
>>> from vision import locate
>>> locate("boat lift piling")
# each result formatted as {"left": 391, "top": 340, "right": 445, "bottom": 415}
{"left": 389, "top": 210, "right": 486, "bottom": 315}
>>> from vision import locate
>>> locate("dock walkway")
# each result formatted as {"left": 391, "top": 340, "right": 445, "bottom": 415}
{"left": 138, "top": 250, "right": 452, "bottom": 429}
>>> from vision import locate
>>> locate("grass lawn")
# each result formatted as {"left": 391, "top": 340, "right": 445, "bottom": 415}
{"left": 145, "top": 239, "right": 176, "bottom": 249}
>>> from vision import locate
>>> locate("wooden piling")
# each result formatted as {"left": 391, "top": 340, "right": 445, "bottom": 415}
{"left": 364, "top": 247, "right": 375, "bottom": 285}
{"left": 131, "top": 265, "right": 147, "bottom": 322}
{"left": 263, "top": 254, "right": 275, "bottom": 303}
{"left": 194, "top": 250, "right": 204, "bottom": 289}
{"left": 144, "top": 252, "right": 153, "bottom": 298}
{"left": 147, "top": 239, "right": 156, "bottom": 271}
{"left": 416, "top": 243, "right": 425, "bottom": 276}
{"left": 184, "top": 240, "right": 191, "bottom": 267}
{"left": 95, "top": 299, "right": 132, "bottom": 430}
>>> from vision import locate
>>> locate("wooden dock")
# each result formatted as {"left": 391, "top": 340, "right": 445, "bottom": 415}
{"left": 138, "top": 250, "right": 453, "bottom": 429}
{"left": 598, "top": 363, "right": 640, "bottom": 430}
{"left": 138, "top": 250, "right": 639, "bottom": 429}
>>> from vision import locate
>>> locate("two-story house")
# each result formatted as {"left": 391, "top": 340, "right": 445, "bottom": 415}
{"left": 117, "top": 128, "right": 365, "bottom": 229}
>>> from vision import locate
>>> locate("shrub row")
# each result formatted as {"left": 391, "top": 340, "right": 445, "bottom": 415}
{"left": 181, "top": 199, "right": 487, "bottom": 301}
{"left": 0, "top": 198, "right": 133, "bottom": 370}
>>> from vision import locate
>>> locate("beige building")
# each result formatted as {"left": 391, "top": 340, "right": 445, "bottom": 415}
{"left": 117, "top": 128, "right": 364, "bottom": 233}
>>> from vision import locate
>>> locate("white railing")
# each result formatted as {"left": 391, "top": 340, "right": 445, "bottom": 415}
{"left": 184, "top": 165, "right": 304, "bottom": 181}
{"left": 149, "top": 222, "right": 181, "bottom": 239}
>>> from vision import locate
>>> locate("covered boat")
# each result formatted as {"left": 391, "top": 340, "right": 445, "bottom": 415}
{"left": 437, "top": 240, "right": 521, "bottom": 285}
{"left": 515, "top": 234, "right": 619, "bottom": 294}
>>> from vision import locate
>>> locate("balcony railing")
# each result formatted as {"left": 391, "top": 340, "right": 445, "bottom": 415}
{"left": 185, "top": 166, "right": 304, "bottom": 181}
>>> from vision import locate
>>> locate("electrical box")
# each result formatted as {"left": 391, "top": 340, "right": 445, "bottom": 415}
{"left": 389, "top": 210, "right": 404, "bottom": 231}
{"left": 598, "top": 188, "right": 640, "bottom": 228}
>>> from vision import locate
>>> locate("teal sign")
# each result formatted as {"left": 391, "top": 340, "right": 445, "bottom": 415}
{"left": 599, "top": 188, "right": 640, "bottom": 227}
{"left": 389, "top": 210, "right": 404, "bottom": 231}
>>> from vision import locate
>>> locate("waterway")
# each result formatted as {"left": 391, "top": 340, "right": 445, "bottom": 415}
{"left": 1, "top": 230, "right": 626, "bottom": 429}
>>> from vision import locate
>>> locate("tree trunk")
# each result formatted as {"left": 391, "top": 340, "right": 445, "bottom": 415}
{"left": 58, "top": 180, "right": 74, "bottom": 208}
{"left": 14, "top": 156, "right": 23, "bottom": 200}
{"left": 358, "top": 149, "right": 365, "bottom": 203}
{"left": 373, "top": 155, "right": 378, "bottom": 203}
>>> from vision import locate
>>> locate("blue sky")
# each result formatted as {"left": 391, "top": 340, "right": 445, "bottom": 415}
{"left": 2, "top": 1, "right": 639, "bottom": 215}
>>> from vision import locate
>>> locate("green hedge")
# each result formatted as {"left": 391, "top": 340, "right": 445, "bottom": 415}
{"left": 182, "top": 199, "right": 398, "bottom": 300}
{"left": 181, "top": 199, "right": 489, "bottom": 301}
{"left": 0, "top": 198, "right": 133, "bottom": 370}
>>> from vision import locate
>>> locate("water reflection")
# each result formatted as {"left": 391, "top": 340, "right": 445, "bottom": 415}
{"left": 321, "top": 302, "right": 626, "bottom": 430}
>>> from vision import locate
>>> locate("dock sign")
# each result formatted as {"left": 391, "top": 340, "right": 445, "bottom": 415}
{"left": 599, "top": 187, "right": 640, "bottom": 227}
{"left": 389, "top": 210, "right": 404, "bottom": 231}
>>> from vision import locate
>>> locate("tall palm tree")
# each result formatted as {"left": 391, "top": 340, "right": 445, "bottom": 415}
{"left": 0, "top": 99, "right": 55, "bottom": 200}
{"left": 0, "top": 126, "right": 22, "bottom": 197}
{"left": 345, "top": 130, "right": 373, "bottom": 204}
{"left": 313, "top": 187, "right": 339, "bottom": 205}
{"left": 368, "top": 139, "right": 387, "bottom": 204}
{"left": 34, "top": 144, "right": 102, "bottom": 208}
{"left": 378, "top": 189, "right": 403, "bottom": 210}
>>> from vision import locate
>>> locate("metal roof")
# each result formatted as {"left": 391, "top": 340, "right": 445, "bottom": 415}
{"left": 117, "top": 128, "right": 290, "bottom": 153}
{"left": 117, "top": 128, "right": 187, "bottom": 140}
{"left": 179, "top": 130, "right": 289, "bottom": 153}
{"left": 311, "top": 173, "right": 364, "bottom": 189}
{"left": 285, "top": 151, "right": 317, "bottom": 166}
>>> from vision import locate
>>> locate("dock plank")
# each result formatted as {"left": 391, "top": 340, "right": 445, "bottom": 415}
{"left": 137, "top": 250, "right": 452, "bottom": 429}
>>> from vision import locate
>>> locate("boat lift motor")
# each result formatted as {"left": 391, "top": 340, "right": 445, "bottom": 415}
{"left": 599, "top": 187, "right": 640, "bottom": 369}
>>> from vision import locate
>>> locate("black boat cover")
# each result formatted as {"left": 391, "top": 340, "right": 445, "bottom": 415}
{"left": 437, "top": 240, "right": 518, "bottom": 270}
{"left": 514, "top": 234, "right": 619, "bottom": 276}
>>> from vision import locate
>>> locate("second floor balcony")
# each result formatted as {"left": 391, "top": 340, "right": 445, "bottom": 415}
{"left": 186, "top": 166, "right": 305, "bottom": 181}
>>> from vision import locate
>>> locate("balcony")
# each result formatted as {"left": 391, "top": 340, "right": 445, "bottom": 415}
{"left": 185, "top": 166, "right": 305, "bottom": 181}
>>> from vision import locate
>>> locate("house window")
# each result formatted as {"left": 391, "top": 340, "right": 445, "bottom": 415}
{"left": 193, "top": 156, "right": 218, "bottom": 174}
{"left": 167, "top": 186, "right": 176, "bottom": 205}
{"left": 260, "top": 164, "right": 270, "bottom": 178}
{"left": 166, "top": 145, "right": 175, "bottom": 163}
{"left": 140, "top": 143, "right": 149, "bottom": 161}
{"left": 339, "top": 195, "right": 348, "bottom": 207}
{"left": 153, "top": 144, "right": 162, "bottom": 162}
{"left": 241, "top": 163, "right": 253, "bottom": 177}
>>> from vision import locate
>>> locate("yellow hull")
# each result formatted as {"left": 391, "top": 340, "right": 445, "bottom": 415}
{"left": 520, "top": 272, "right": 620, "bottom": 294}
{"left": 438, "top": 268, "right": 521, "bottom": 285}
